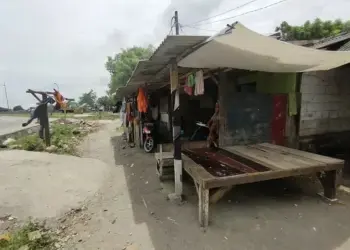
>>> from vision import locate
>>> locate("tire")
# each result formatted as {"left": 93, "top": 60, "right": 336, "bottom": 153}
{"left": 144, "top": 137, "right": 154, "bottom": 153}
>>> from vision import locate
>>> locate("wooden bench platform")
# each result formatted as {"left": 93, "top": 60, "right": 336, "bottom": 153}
{"left": 155, "top": 151, "right": 174, "bottom": 181}
{"left": 182, "top": 143, "right": 344, "bottom": 229}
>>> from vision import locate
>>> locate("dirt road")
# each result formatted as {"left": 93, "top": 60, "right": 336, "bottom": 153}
{"left": 56, "top": 121, "right": 350, "bottom": 250}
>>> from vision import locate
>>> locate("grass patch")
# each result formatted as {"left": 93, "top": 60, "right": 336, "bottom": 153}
{"left": 11, "top": 135, "right": 46, "bottom": 151}
{"left": 8, "top": 121, "right": 95, "bottom": 155}
{"left": 0, "top": 221, "right": 56, "bottom": 250}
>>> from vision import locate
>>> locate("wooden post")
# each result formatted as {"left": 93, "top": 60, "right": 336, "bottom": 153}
{"left": 198, "top": 184, "right": 209, "bottom": 229}
{"left": 41, "top": 94, "right": 51, "bottom": 146}
{"left": 170, "top": 60, "right": 182, "bottom": 199}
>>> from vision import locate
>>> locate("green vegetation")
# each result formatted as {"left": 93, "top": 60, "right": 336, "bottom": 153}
{"left": 275, "top": 18, "right": 350, "bottom": 41}
{"left": 0, "top": 221, "right": 56, "bottom": 250}
{"left": 0, "top": 112, "right": 117, "bottom": 120}
{"left": 78, "top": 89, "right": 97, "bottom": 107}
{"left": 12, "top": 135, "right": 45, "bottom": 151}
{"left": 8, "top": 121, "right": 97, "bottom": 155}
{"left": 105, "top": 45, "right": 154, "bottom": 94}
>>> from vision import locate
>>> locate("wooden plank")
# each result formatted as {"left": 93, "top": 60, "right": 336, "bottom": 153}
{"left": 225, "top": 146, "right": 303, "bottom": 171}
{"left": 259, "top": 143, "right": 344, "bottom": 165}
{"left": 154, "top": 152, "right": 173, "bottom": 160}
{"left": 249, "top": 144, "right": 325, "bottom": 168}
{"left": 210, "top": 186, "right": 233, "bottom": 204}
{"left": 182, "top": 154, "right": 213, "bottom": 185}
{"left": 205, "top": 162, "right": 343, "bottom": 189}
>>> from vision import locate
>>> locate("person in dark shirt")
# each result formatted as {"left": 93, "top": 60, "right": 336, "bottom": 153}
{"left": 22, "top": 97, "right": 54, "bottom": 139}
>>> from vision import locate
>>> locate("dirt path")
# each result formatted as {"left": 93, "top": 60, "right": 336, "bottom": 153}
{"left": 59, "top": 121, "right": 350, "bottom": 250}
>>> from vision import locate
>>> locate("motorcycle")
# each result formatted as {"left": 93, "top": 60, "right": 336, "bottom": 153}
{"left": 143, "top": 122, "right": 155, "bottom": 153}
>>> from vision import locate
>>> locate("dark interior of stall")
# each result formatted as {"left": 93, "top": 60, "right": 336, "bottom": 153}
{"left": 149, "top": 77, "right": 218, "bottom": 145}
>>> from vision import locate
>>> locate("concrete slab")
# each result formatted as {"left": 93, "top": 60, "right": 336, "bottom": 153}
{"left": 0, "top": 150, "right": 109, "bottom": 219}
{"left": 0, "top": 116, "right": 38, "bottom": 136}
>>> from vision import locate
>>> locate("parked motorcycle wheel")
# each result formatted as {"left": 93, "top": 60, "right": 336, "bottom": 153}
{"left": 144, "top": 137, "right": 154, "bottom": 153}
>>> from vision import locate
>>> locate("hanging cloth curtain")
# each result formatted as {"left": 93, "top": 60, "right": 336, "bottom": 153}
{"left": 137, "top": 87, "right": 148, "bottom": 113}
{"left": 194, "top": 70, "right": 204, "bottom": 96}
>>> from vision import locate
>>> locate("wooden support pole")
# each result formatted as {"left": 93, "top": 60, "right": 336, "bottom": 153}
{"left": 170, "top": 60, "right": 183, "bottom": 199}
{"left": 318, "top": 170, "right": 337, "bottom": 200}
{"left": 41, "top": 94, "right": 51, "bottom": 146}
{"left": 198, "top": 184, "right": 209, "bottom": 229}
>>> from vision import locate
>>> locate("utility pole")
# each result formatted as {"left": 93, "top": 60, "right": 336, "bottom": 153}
{"left": 174, "top": 11, "right": 179, "bottom": 35}
{"left": 3, "top": 82, "right": 9, "bottom": 109}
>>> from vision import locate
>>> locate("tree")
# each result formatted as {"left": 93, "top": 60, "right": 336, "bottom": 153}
{"left": 275, "top": 18, "right": 350, "bottom": 41}
{"left": 97, "top": 95, "right": 114, "bottom": 109}
{"left": 78, "top": 90, "right": 97, "bottom": 108}
{"left": 13, "top": 105, "right": 24, "bottom": 111}
{"left": 105, "top": 45, "right": 154, "bottom": 95}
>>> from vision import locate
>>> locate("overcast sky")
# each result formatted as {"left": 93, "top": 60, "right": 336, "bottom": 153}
{"left": 0, "top": 0, "right": 349, "bottom": 108}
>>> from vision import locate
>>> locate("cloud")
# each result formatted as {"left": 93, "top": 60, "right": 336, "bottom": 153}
{"left": 0, "top": 0, "right": 349, "bottom": 108}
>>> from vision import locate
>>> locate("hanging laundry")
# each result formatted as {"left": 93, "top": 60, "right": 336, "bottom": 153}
{"left": 126, "top": 102, "right": 133, "bottom": 122}
{"left": 184, "top": 85, "right": 193, "bottom": 95}
{"left": 184, "top": 74, "right": 195, "bottom": 96}
{"left": 53, "top": 88, "right": 65, "bottom": 110}
{"left": 187, "top": 74, "right": 195, "bottom": 87}
{"left": 194, "top": 70, "right": 204, "bottom": 96}
{"left": 137, "top": 87, "right": 148, "bottom": 113}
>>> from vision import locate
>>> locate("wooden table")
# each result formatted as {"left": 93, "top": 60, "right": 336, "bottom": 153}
{"left": 183, "top": 143, "right": 344, "bottom": 229}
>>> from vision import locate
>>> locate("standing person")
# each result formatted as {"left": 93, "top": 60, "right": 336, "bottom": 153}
{"left": 207, "top": 103, "right": 220, "bottom": 148}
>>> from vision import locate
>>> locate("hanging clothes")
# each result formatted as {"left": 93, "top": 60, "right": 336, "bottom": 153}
{"left": 184, "top": 73, "right": 195, "bottom": 96}
{"left": 126, "top": 102, "right": 133, "bottom": 122}
{"left": 137, "top": 87, "right": 148, "bottom": 113}
{"left": 53, "top": 89, "right": 65, "bottom": 110}
{"left": 194, "top": 70, "right": 204, "bottom": 96}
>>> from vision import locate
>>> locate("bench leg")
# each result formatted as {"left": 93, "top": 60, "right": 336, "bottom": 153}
{"left": 210, "top": 186, "right": 233, "bottom": 204}
{"left": 156, "top": 160, "right": 163, "bottom": 176}
{"left": 198, "top": 184, "right": 209, "bottom": 229}
{"left": 318, "top": 170, "right": 337, "bottom": 200}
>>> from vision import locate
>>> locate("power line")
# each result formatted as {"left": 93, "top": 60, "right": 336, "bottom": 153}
{"left": 180, "top": 24, "right": 219, "bottom": 33}
{"left": 179, "top": 24, "right": 186, "bottom": 35}
{"left": 185, "top": 0, "right": 261, "bottom": 26}
{"left": 190, "top": 0, "right": 289, "bottom": 27}
{"left": 168, "top": 16, "right": 175, "bottom": 35}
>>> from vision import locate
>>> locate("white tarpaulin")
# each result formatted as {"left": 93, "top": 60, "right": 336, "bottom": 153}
{"left": 179, "top": 22, "right": 350, "bottom": 72}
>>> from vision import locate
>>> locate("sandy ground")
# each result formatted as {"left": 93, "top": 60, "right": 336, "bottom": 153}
{"left": 50, "top": 120, "right": 350, "bottom": 250}
{"left": 0, "top": 150, "right": 109, "bottom": 220}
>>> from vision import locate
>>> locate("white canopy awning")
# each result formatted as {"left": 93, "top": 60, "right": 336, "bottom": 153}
{"left": 179, "top": 23, "right": 350, "bottom": 72}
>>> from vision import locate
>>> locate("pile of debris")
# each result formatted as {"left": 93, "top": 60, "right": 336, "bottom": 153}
{"left": 55, "top": 119, "right": 100, "bottom": 134}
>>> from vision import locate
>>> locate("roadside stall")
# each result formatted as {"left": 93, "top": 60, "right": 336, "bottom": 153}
{"left": 119, "top": 25, "right": 350, "bottom": 229}
{"left": 170, "top": 22, "right": 349, "bottom": 228}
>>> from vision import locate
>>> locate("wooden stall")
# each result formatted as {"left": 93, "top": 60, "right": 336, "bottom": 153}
{"left": 182, "top": 143, "right": 344, "bottom": 228}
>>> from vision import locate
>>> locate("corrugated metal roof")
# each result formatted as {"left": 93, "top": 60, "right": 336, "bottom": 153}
{"left": 122, "top": 35, "right": 209, "bottom": 97}
{"left": 115, "top": 82, "right": 169, "bottom": 98}
{"left": 311, "top": 32, "right": 350, "bottom": 49}
{"left": 126, "top": 60, "right": 165, "bottom": 85}
{"left": 115, "top": 85, "right": 138, "bottom": 98}
{"left": 338, "top": 40, "right": 350, "bottom": 51}
{"left": 150, "top": 35, "right": 209, "bottom": 63}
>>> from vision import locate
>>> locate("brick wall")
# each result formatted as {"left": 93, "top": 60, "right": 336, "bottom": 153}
{"left": 300, "top": 65, "right": 350, "bottom": 137}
